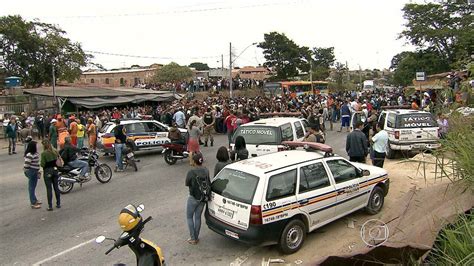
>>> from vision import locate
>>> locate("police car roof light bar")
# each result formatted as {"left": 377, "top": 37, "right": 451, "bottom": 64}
{"left": 281, "top": 141, "right": 333, "bottom": 154}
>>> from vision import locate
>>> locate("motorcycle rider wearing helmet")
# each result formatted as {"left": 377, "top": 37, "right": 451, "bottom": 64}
{"left": 60, "top": 136, "right": 89, "bottom": 180}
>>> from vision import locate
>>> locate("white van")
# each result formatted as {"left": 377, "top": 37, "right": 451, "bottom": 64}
{"left": 206, "top": 142, "right": 389, "bottom": 253}
{"left": 232, "top": 117, "right": 309, "bottom": 157}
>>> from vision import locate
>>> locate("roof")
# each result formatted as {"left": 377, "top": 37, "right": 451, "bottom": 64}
{"left": 226, "top": 150, "right": 326, "bottom": 175}
{"left": 82, "top": 68, "right": 157, "bottom": 75}
{"left": 23, "top": 87, "right": 181, "bottom": 108}
{"left": 242, "top": 117, "right": 303, "bottom": 127}
{"left": 384, "top": 109, "right": 431, "bottom": 115}
{"left": 239, "top": 67, "right": 268, "bottom": 72}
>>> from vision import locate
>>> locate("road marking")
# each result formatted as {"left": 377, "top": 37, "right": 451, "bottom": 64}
{"left": 32, "top": 238, "right": 95, "bottom": 266}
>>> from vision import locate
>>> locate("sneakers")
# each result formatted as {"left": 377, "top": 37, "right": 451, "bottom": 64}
{"left": 187, "top": 238, "right": 198, "bottom": 245}
{"left": 31, "top": 204, "right": 41, "bottom": 209}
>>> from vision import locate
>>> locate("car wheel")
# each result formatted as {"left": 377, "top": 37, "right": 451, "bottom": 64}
{"left": 366, "top": 186, "right": 385, "bottom": 215}
{"left": 386, "top": 144, "right": 396, "bottom": 159}
{"left": 279, "top": 219, "right": 306, "bottom": 254}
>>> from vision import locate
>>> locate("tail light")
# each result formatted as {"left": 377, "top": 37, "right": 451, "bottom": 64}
{"left": 394, "top": 131, "right": 400, "bottom": 140}
{"left": 249, "top": 205, "right": 262, "bottom": 225}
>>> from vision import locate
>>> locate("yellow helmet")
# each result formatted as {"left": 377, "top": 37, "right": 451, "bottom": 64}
{"left": 118, "top": 204, "right": 141, "bottom": 232}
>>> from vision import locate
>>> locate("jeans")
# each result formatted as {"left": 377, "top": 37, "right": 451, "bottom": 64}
{"left": 44, "top": 168, "right": 60, "bottom": 208}
{"left": 372, "top": 151, "right": 386, "bottom": 168}
{"left": 115, "top": 143, "right": 125, "bottom": 169}
{"left": 77, "top": 137, "right": 84, "bottom": 149}
{"left": 68, "top": 159, "right": 89, "bottom": 176}
{"left": 227, "top": 129, "right": 234, "bottom": 147}
{"left": 8, "top": 137, "right": 16, "bottom": 153}
{"left": 24, "top": 169, "right": 39, "bottom": 205}
{"left": 186, "top": 196, "right": 205, "bottom": 241}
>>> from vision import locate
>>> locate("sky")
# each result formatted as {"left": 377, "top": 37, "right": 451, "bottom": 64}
{"left": 1, "top": 0, "right": 419, "bottom": 71}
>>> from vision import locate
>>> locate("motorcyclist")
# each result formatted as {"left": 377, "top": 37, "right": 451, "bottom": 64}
{"left": 60, "top": 136, "right": 89, "bottom": 180}
{"left": 169, "top": 122, "right": 185, "bottom": 145}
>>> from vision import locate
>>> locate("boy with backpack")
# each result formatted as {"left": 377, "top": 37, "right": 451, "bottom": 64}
{"left": 185, "top": 152, "right": 210, "bottom": 245}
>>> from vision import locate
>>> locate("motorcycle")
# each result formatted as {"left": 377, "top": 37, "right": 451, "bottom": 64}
{"left": 162, "top": 141, "right": 189, "bottom": 165}
{"left": 96, "top": 204, "right": 165, "bottom": 266}
{"left": 57, "top": 149, "right": 113, "bottom": 194}
{"left": 122, "top": 139, "right": 139, "bottom": 171}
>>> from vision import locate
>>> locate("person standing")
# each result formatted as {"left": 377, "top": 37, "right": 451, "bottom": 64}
{"left": 49, "top": 119, "right": 58, "bottom": 149}
{"left": 224, "top": 111, "right": 236, "bottom": 148}
{"left": 230, "top": 136, "right": 249, "bottom": 161}
{"left": 346, "top": 122, "right": 368, "bottom": 163}
{"left": 6, "top": 117, "right": 17, "bottom": 155}
{"left": 69, "top": 116, "right": 78, "bottom": 146}
{"left": 40, "top": 139, "right": 61, "bottom": 211}
{"left": 185, "top": 152, "right": 209, "bottom": 245}
{"left": 76, "top": 119, "right": 85, "bottom": 149}
{"left": 35, "top": 112, "right": 45, "bottom": 140}
{"left": 113, "top": 119, "right": 127, "bottom": 172}
{"left": 202, "top": 107, "right": 215, "bottom": 147}
{"left": 339, "top": 100, "right": 351, "bottom": 132}
{"left": 214, "top": 146, "right": 230, "bottom": 177}
{"left": 173, "top": 107, "right": 186, "bottom": 128}
{"left": 187, "top": 120, "right": 202, "bottom": 166}
{"left": 87, "top": 118, "right": 97, "bottom": 150}
{"left": 371, "top": 123, "right": 389, "bottom": 168}
{"left": 24, "top": 141, "right": 42, "bottom": 209}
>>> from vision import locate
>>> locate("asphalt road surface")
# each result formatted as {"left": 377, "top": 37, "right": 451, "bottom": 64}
{"left": 0, "top": 128, "right": 349, "bottom": 265}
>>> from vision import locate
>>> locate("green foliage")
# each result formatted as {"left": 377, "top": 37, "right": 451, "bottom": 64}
{"left": 188, "top": 62, "right": 210, "bottom": 71}
{"left": 400, "top": 0, "right": 473, "bottom": 68}
{"left": 0, "top": 15, "right": 90, "bottom": 87}
{"left": 153, "top": 62, "right": 193, "bottom": 84}
{"left": 334, "top": 62, "right": 348, "bottom": 90}
{"left": 391, "top": 50, "right": 450, "bottom": 86}
{"left": 426, "top": 212, "right": 474, "bottom": 265}
{"left": 258, "top": 32, "right": 308, "bottom": 80}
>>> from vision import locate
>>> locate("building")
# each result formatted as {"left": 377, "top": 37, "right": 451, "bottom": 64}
{"left": 60, "top": 64, "right": 161, "bottom": 87}
{"left": 237, "top": 66, "right": 270, "bottom": 80}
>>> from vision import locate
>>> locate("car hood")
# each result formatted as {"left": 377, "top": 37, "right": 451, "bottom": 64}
{"left": 352, "top": 162, "right": 388, "bottom": 177}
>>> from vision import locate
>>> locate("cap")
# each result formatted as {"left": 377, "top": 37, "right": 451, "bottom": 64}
{"left": 51, "top": 119, "right": 58, "bottom": 123}
{"left": 362, "top": 104, "right": 367, "bottom": 108}
{"left": 424, "top": 92, "right": 430, "bottom": 97}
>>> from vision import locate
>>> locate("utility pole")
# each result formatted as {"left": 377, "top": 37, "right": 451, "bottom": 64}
{"left": 221, "top": 54, "right": 224, "bottom": 70}
{"left": 52, "top": 64, "right": 57, "bottom": 113}
{"left": 309, "top": 60, "right": 313, "bottom": 93}
{"left": 229, "top": 42, "right": 233, "bottom": 98}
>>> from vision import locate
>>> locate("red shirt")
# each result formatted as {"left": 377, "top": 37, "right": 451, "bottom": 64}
{"left": 225, "top": 114, "right": 236, "bottom": 131}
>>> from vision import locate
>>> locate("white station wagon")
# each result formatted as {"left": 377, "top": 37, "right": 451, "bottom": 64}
{"left": 205, "top": 142, "right": 389, "bottom": 254}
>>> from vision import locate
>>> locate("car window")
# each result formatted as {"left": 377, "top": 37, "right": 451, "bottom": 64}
{"left": 100, "top": 123, "right": 113, "bottom": 133}
{"left": 212, "top": 168, "right": 259, "bottom": 204}
{"left": 378, "top": 113, "right": 387, "bottom": 125}
{"left": 146, "top": 122, "right": 166, "bottom": 132}
{"left": 299, "top": 162, "right": 331, "bottom": 193}
{"left": 395, "top": 113, "right": 437, "bottom": 128}
{"left": 294, "top": 121, "right": 304, "bottom": 139}
{"left": 387, "top": 113, "right": 396, "bottom": 128}
{"left": 125, "top": 123, "right": 146, "bottom": 134}
{"left": 326, "top": 160, "right": 359, "bottom": 184}
{"left": 266, "top": 169, "right": 297, "bottom": 201}
{"left": 280, "top": 123, "right": 294, "bottom": 141}
{"left": 301, "top": 120, "right": 310, "bottom": 132}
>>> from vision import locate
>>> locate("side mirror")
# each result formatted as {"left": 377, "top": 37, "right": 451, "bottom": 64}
{"left": 137, "top": 204, "right": 145, "bottom": 212}
{"left": 95, "top": 236, "right": 106, "bottom": 244}
{"left": 362, "top": 170, "right": 370, "bottom": 176}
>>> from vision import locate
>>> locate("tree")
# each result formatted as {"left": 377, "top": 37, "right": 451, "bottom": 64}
{"left": 0, "top": 15, "right": 90, "bottom": 87}
{"left": 334, "top": 62, "right": 348, "bottom": 90}
{"left": 400, "top": 0, "right": 473, "bottom": 68}
{"left": 258, "top": 32, "right": 308, "bottom": 80}
{"left": 153, "top": 62, "right": 192, "bottom": 84}
{"left": 310, "top": 47, "right": 335, "bottom": 80}
{"left": 391, "top": 50, "right": 450, "bottom": 86}
{"left": 188, "top": 62, "right": 210, "bottom": 71}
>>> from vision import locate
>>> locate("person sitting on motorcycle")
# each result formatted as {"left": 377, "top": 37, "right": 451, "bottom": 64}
{"left": 169, "top": 122, "right": 185, "bottom": 145}
{"left": 60, "top": 136, "right": 90, "bottom": 180}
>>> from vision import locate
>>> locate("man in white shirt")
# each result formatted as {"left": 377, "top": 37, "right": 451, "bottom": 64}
{"left": 371, "top": 123, "right": 389, "bottom": 168}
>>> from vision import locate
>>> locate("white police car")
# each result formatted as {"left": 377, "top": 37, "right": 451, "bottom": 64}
{"left": 206, "top": 142, "right": 389, "bottom": 254}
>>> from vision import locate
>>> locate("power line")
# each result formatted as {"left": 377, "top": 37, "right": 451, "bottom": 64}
{"left": 85, "top": 50, "right": 226, "bottom": 60}
{"left": 36, "top": 0, "right": 300, "bottom": 19}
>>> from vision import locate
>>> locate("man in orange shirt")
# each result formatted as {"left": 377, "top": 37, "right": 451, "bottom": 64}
{"left": 69, "top": 116, "right": 78, "bottom": 146}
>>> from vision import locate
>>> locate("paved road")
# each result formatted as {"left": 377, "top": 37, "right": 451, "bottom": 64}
{"left": 0, "top": 127, "right": 349, "bottom": 265}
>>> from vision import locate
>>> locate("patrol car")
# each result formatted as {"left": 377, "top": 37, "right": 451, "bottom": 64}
{"left": 205, "top": 142, "right": 389, "bottom": 254}
{"left": 378, "top": 109, "right": 440, "bottom": 159}
{"left": 97, "top": 120, "right": 187, "bottom": 153}
{"left": 232, "top": 117, "right": 309, "bottom": 157}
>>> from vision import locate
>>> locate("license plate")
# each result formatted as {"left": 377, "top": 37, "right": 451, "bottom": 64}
{"left": 218, "top": 206, "right": 234, "bottom": 219}
{"left": 413, "top": 144, "right": 424, "bottom": 149}
{"left": 225, "top": 229, "right": 239, "bottom": 239}
{"left": 127, "top": 153, "right": 134, "bottom": 158}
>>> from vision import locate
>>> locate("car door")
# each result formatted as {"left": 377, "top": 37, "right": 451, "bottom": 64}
{"left": 293, "top": 121, "right": 305, "bottom": 141}
{"left": 325, "top": 159, "right": 366, "bottom": 217}
{"left": 261, "top": 168, "right": 298, "bottom": 225}
{"left": 296, "top": 161, "right": 336, "bottom": 229}
{"left": 126, "top": 123, "right": 147, "bottom": 148}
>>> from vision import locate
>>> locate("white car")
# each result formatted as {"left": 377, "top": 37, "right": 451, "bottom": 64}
{"left": 231, "top": 117, "right": 309, "bottom": 157}
{"left": 205, "top": 142, "right": 389, "bottom": 254}
{"left": 378, "top": 109, "right": 440, "bottom": 158}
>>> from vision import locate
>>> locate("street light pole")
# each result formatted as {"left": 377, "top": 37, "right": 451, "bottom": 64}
{"left": 52, "top": 64, "right": 57, "bottom": 113}
{"left": 229, "top": 42, "right": 233, "bottom": 98}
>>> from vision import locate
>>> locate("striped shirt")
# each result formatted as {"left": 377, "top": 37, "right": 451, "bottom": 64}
{"left": 24, "top": 152, "right": 40, "bottom": 171}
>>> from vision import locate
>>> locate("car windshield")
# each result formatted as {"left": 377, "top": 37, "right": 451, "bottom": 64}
{"left": 396, "top": 113, "right": 437, "bottom": 128}
{"left": 212, "top": 168, "right": 259, "bottom": 204}
{"left": 100, "top": 123, "right": 114, "bottom": 133}
{"left": 233, "top": 126, "right": 278, "bottom": 145}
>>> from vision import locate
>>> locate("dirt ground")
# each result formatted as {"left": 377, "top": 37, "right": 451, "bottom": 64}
{"left": 244, "top": 154, "right": 452, "bottom": 266}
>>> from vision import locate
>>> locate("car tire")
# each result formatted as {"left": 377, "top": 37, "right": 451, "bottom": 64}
{"left": 386, "top": 144, "right": 396, "bottom": 159}
{"left": 366, "top": 186, "right": 385, "bottom": 215}
{"left": 279, "top": 219, "right": 306, "bottom": 254}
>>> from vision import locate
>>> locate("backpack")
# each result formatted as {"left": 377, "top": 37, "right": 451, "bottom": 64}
{"left": 194, "top": 174, "right": 211, "bottom": 202}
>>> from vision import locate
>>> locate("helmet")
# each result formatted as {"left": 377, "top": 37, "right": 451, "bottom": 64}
{"left": 118, "top": 204, "right": 141, "bottom": 232}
